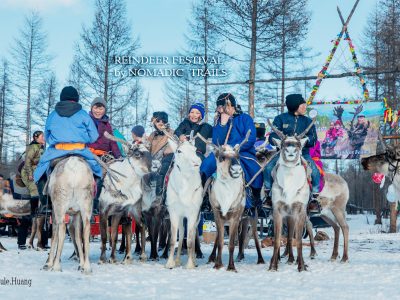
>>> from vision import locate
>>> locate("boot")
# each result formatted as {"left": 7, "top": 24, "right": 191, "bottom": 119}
{"left": 200, "top": 173, "right": 211, "bottom": 213}
{"left": 307, "top": 193, "right": 320, "bottom": 214}
{"left": 30, "top": 196, "right": 39, "bottom": 216}
{"left": 37, "top": 177, "right": 51, "bottom": 216}
{"left": 200, "top": 192, "right": 212, "bottom": 213}
{"left": 93, "top": 177, "right": 103, "bottom": 215}
{"left": 262, "top": 188, "right": 272, "bottom": 209}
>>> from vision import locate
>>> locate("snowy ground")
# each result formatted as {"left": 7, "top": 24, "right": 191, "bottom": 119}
{"left": 0, "top": 214, "right": 399, "bottom": 300}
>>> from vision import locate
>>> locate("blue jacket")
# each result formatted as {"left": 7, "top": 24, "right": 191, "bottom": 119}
{"left": 268, "top": 112, "right": 317, "bottom": 155}
{"left": 200, "top": 112, "right": 263, "bottom": 188}
{"left": 33, "top": 109, "right": 102, "bottom": 182}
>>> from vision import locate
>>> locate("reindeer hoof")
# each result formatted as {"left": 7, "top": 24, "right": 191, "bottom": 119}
{"left": 161, "top": 253, "right": 169, "bottom": 260}
{"left": 236, "top": 253, "right": 244, "bottom": 262}
{"left": 51, "top": 266, "right": 62, "bottom": 272}
{"left": 165, "top": 260, "right": 175, "bottom": 269}
{"left": 196, "top": 252, "right": 204, "bottom": 259}
{"left": 330, "top": 256, "right": 338, "bottom": 262}
{"left": 287, "top": 258, "right": 295, "bottom": 265}
{"left": 207, "top": 256, "right": 216, "bottom": 264}
{"left": 310, "top": 252, "right": 317, "bottom": 259}
{"left": 121, "top": 258, "right": 132, "bottom": 265}
{"left": 213, "top": 263, "right": 223, "bottom": 270}
{"left": 42, "top": 264, "right": 50, "bottom": 271}
{"left": 298, "top": 265, "right": 307, "bottom": 272}
{"left": 340, "top": 257, "right": 349, "bottom": 263}
{"left": 186, "top": 262, "right": 196, "bottom": 269}
{"left": 227, "top": 265, "right": 237, "bottom": 272}
{"left": 268, "top": 264, "right": 278, "bottom": 271}
{"left": 108, "top": 258, "right": 117, "bottom": 264}
{"left": 82, "top": 267, "right": 92, "bottom": 275}
{"left": 140, "top": 254, "right": 148, "bottom": 262}
{"left": 257, "top": 258, "right": 265, "bottom": 264}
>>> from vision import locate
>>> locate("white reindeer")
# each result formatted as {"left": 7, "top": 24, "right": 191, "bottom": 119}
{"left": 98, "top": 132, "right": 152, "bottom": 264}
{"left": 43, "top": 156, "right": 94, "bottom": 274}
{"left": 165, "top": 132, "right": 203, "bottom": 269}
{"left": 268, "top": 119, "right": 315, "bottom": 272}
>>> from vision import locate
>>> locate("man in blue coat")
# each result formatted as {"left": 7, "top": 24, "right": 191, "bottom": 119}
{"left": 200, "top": 93, "right": 263, "bottom": 216}
{"left": 34, "top": 86, "right": 102, "bottom": 213}
{"left": 263, "top": 94, "right": 320, "bottom": 204}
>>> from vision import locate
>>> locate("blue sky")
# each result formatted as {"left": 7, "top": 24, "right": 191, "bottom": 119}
{"left": 0, "top": 0, "right": 378, "bottom": 113}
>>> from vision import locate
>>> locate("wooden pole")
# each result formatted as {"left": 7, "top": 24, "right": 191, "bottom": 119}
{"left": 207, "top": 68, "right": 400, "bottom": 86}
{"left": 389, "top": 202, "right": 397, "bottom": 233}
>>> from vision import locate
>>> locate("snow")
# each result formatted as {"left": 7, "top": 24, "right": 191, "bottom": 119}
{"left": 1, "top": 214, "right": 400, "bottom": 300}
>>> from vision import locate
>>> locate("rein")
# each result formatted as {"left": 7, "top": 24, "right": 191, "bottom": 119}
{"left": 385, "top": 153, "right": 400, "bottom": 181}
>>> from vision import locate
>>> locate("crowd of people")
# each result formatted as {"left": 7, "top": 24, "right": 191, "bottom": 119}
{"left": 0, "top": 86, "right": 326, "bottom": 250}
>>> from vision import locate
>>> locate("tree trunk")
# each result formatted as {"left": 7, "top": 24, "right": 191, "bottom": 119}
{"left": 204, "top": 5, "right": 209, "bottom": 122}
{"left": 104, "top": 0, "right": 111, "bottom": 119}
{"left": 248, "top": 0, "right": 257, "bottom": 118}
{"left": 281, "top": 3, "right": 286, "bottom": 113}
{"left": 389, "top": 202, "right": 397, "bottom": 233}
{"left": 373, "top": 184, "right": 382, "bottom": 225}
{"left": 0, "top": 84, "right": 5, "bottom": 163}
{"left": 27, "top": 29, "right": 34, "bottom": 146}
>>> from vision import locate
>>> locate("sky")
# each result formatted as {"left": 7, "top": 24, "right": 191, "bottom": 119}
{"left": 0, "top": 0, "right": 378, "bottom": 114}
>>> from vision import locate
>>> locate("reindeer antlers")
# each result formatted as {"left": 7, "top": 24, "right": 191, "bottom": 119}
{"left": 236, "top": 130, "right": 251, "bottom": 150}
{"left": 296, "top": 118, "right": 317, "bottom": 140}
{"left": 104, "top": 131, "right": 132, "bottom": 148}
{"left": 267, "top": 119, "right": 285, "bottom": 140}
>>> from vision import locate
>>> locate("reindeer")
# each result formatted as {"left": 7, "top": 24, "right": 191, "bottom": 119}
{"left": 204, "top": 131, "right": 251, "bottom": 272}
{"left": 98, "top": 132, "right": 152, "bottom": 264}
{"left": 0, "top": 179, "right": 47, "bottom": 251}
{"left": 362, "top": 136, "right": 400, "bottom": 216}
{"left": 267, "top": 119, "right": 316, "bottom": 272}
{"left": 43, "top": 156, "right": 94, "bottom": 274}
{"left": 164, "top": 132, "right": 203, "bottom": 269}
{"left": 0, "top": 180, "right": 31, "bottom": 252}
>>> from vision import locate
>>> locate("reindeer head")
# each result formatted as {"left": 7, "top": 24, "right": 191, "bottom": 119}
{"left": 201, "top": 130, "right": 251, "bottom": 180}
{"left": 166, "top": 130, "right": 202, "bottom": 171}
{"left": 267, "top": 119, "right": 315, "bottom": 164}
{"left": 104, "top": 132, "right": 152, "bottom": 174}
{"left": 361, "top": 135, "right": 399, "bottom": 175}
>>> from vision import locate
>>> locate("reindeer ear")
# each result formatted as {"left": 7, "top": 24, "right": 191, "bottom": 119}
{"left": 272, "top": 138, "right": 281, "bottom": 149}
{"left": 300, "top": 137, "right": 309, "bottom": 148}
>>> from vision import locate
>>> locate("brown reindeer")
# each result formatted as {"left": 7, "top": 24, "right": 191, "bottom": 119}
{"left": 205, "top": 131, "right": 251, "bottom": 272}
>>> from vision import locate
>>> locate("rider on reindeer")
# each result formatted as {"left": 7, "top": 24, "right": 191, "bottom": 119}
{"left": 263, "top": 94, "right": 320, "bottom": 207}
{"left": 33, "top": 86, "right": 102, "bottom": 215}
{"left": 200, "top": 93, "right": 263, "bottom": 217}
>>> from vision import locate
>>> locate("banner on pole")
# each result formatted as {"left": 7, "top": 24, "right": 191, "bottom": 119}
{"left": 309, "top": 102, "right": 383, "bottom": 159}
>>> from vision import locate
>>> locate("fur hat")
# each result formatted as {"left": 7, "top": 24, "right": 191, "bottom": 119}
{"left": 60, "top": 86, "right": 79, "bottom": 102}
{"left": 285, "top": 94, "right": 306, "bottom": 113}
{"left": 131, "top": 125, "right": 145, "bottom": 138}
{"left": 153, "top": 111, "right": 168, "bottom": 123}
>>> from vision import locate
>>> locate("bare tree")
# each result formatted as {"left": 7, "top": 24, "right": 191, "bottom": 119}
{"left": 185, "top": 0, "right": 226, "bottom": 121}
{"left": 73, "top": 0, "right": 140, "bottom": 121}
{"left": 32, "top": 72, "right": 58, "bottom": 128}
{"left": 0, "top": 59, "right": 15, "bottom": 164}
{"left": 211, "top": 0, "right": 283, "bottom": 117}
{"left": 268, "top": 0, "right": 310, "bottom": 112}
{"left": 165, "top": 69, "right": 196, "bottom": 127}
{"left": 11, "top": 11, "right": 51, "bottom": 145}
